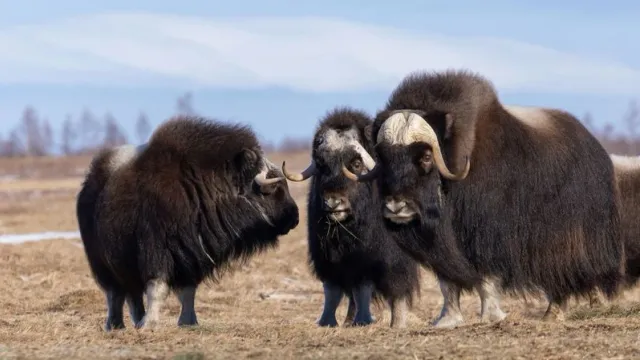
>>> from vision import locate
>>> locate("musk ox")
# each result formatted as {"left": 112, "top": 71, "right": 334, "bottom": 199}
{"left": 341, "top": 69, "right": 625, "bottom": 327}
{"left": 76, "top": 116, "right": 300, "bottom": 331}
{"left": 280, "top": 107, "right": 421, "bottom": 328}
{"left": 587, "top": 154, "right": 640, "bottom": 307}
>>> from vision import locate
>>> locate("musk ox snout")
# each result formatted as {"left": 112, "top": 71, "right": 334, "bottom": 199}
{"left": 383, "top": 196, "right": 419, "bottom": 224}
{"left": 322, "top": 192, "right": 351, "bottom": 222}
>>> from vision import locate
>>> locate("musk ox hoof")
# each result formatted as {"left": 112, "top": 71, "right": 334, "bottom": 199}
{"left": 317, "top": 317, "right": 339, "bottom": 327}
{"left": 135, "top": 316, "right": 159, "bottom": 330}
{"left": 351, "top": 314, "right": 375, "bottom": 327}
{"left": 432, "top": 315, "right": 464, "bottom": 329}
{"left": 104, "top": 320, "right": 125, "bottom": 332}
{"left": 481, "top": 309, "right": 507, "bottom": 323}
{"left": 177, "top": 313, "right": 198, "bottom": 327}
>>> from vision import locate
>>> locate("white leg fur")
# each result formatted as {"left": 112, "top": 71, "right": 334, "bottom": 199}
{"left": 137, "top": 279, "right": 170, "bottom": 329}
{"left": 477, "top": 278, "right": 507, "bottom": 322}
{"left": 433, "top": 277, "right": 464, "bottom": 328}
{"left": 389, "top": 297, "right": 408, "bottom": 328}
{"left": 176, "top": 286, "right": 198, "bottom": 326}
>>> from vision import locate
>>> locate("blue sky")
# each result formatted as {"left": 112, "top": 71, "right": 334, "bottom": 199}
{"left": 1, "top": 0, "right": 639, "bottom": 146}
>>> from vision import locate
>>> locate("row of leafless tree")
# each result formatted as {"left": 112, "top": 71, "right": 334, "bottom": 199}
{"left": 1, "top": 94, "right": 639, "bottom": 157}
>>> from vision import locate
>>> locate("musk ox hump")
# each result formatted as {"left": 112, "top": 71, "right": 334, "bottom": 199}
{"left": 107, "top": 144, "right": 141, "bottom": 173}
{"left": 611, "top": 154, "right": 640, "bottom": 175}
{"left": 503, "top": 105, "right": 555, "bottom": 133}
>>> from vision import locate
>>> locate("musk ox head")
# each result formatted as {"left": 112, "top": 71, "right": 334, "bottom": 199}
{"left": 342, "top": 71, "right": 486, "bottom": 226}
{"left": 140, "top": 116, "right": 300, "bottom": 238}
{"left": 280, "top": 108, "right": 376, "bottom": 222}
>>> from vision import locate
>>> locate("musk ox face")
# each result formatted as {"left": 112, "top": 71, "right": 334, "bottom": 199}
{"left": 375, "top": 142, "right": 445, "bottom": 226}
{"left": 282, "top": 126, "right": 376, "bottom": 223}
{"left": 342, "top": 110, "right": 469, "bottom": 228}
{"left": 237, "top": 148, "right": 300, "bottom": 234}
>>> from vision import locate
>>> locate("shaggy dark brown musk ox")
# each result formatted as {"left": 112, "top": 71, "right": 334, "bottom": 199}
{"left": 76, "top": 116, "right": 299, "bottom": 331}
{"left": 280, "top": 107, "right": 421, "bottom": 328}
{"left": 342, "top": 69, "right": 625, "bottom": 327}
{"left": 588, "top": 154, "right": 640, "bottom": 307}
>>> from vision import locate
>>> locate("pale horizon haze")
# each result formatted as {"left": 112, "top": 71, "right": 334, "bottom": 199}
{"left": 1, "top": 0, "right": 639, "bottom": 145}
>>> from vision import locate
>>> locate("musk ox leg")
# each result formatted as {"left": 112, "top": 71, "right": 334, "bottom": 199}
{"left": 104, "top": 289, "right": 126, "bottom": 331}
{"left": 317, "top": 282, "right": 343, "bottom": 327}
{"left": 389, "top": 297, "right": 408, "bottom": 329}
{"left": 352, "top": 283, "right": 374, "bottom": 326}
{"left": 587, "top": 288, "right": 606, "bottom": 308}
{"left": 432, "top": 277, "right": 464, "bottom": 328}
{"left": 542, "top": 296, "right": 569, "bottom": 322}
{"left": 176, "top": 286, "right": 198, "bottom": 327}
{"left": 343, "top": 293, "right": 356, "bottom": 325}
{"left": 136, "top": 279, "right": 170, "bottom": 329}
{"left": 477, "top": 278, "right": 507, "bottom": 323}
{"left": 126, "top": 292, "right": 146, "bottom": 326}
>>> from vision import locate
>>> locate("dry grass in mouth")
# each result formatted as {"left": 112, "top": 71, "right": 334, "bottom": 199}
{"left": 2, "top": 152, "right": 640, "bottom": 359}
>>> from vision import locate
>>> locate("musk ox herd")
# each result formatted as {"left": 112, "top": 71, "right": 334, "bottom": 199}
{"left": 76, "top": 69, "right": 640, "bottom": 333}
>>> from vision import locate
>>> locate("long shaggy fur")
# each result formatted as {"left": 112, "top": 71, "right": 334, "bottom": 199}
{"left": 370, "top": 69, "right": 625, "bottom": 303}
{"left": 611, "top": 155, "right": 640, "bottom": 288}
{"left": 306, "top": 107, "right": 421, "bottom": 308}
{"left": 76, "top": 116, "right": 299, "bottom": 299}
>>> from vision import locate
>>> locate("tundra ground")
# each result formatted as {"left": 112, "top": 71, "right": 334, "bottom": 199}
{"left": 1, "top": 154, "right": 640, "bottom": 359}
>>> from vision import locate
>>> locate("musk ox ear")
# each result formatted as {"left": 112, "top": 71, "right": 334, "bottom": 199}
{"left": 364, "top": 124, "right": 374, "bottom": 143}
{"left": 444, "top": 113, "right": 454, "bottom": 140}
{"left": 233, "top": 148, "right": 262, "bottom": 181}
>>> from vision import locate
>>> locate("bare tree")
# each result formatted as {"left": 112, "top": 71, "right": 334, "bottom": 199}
{"left": 624, "top": 100, "right": 639, "bottom": 154}
{"left": 103, "top": 113, "right": 128, "bottom": 148}
{"left": 136, "top": 111, "right": 152, "bottom": 144}
{"left": 18, "top": 106, "right": 48, "bottom": 156}
{"left": 581, "top": 112, "right": 595, "bottom": 133}
{"left": 61, "top": 115, "right": 77, "bottom": 155}
{"left": 41, "top": 119, "right": 54, "bottom": 155}
{"left": 78, "top": 109, "right": 104, "bottom": 153}
{"left": 6, "top": 129, "right": 25, "bottom": 157}
{"left": 176, "top": 92, "right": 196, "bottom": 115}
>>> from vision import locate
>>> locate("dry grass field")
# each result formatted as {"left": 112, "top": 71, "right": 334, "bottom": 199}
{"left": 2, "top": 153, "right": 640, "bottom": 359}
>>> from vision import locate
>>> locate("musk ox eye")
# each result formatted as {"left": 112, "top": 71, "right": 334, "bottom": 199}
{"left": 350, "top": 159, "right": 363, "bottom": 172}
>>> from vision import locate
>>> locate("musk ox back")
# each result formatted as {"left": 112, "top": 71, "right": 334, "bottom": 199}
{"left": 280, "top": 107, "right": 421, "bottom": 328}
{"left": 76, "top": 116, "right": 299, "bottom": 331}
{"left": 344, "top": 69, "right": 625, "bottom": 327}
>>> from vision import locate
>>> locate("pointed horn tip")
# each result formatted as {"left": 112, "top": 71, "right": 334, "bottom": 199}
{"left": 281, "top": 160, "right": 306, "bottom": 182}
{"left": 341, "top": 165, "right": 359, "bottom": 181}
{"left": 445, "top": 156, "right": 471, "bottom": 181}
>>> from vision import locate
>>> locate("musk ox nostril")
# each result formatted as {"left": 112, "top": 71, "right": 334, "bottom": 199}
{"left": 385, "top": 200, "right": 406, "bottom": 214}
{"left": 324, "top": 197, "right": 341, "bottom": 210}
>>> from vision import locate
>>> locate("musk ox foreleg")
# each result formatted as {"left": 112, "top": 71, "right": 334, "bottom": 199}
{"left": 317, "top": 282, "right": 344, "bottom": 327}
{"left": 126, "top": 292, "right": 145, "bottom": 326}
{"left": 351, "top": 282, "right": 375, "bottom": 326}
{"left": 389, "top": 297, "right": 408, "bottom": 328}
{"left": 136, "top": 279, "right": 170, "bottom": 329}
{"left": 542, "top": 296, "right": 569, "bottom": 322}
{"left": 176, "top": 286, "right": 198, "bottom": 327}
{"left": 432, "top": 277, "right": 464, "bottom": 328}
{"left": 587, "top": 288, "right": 606, "bottom": 308}
{"left": 104, "top": 289, "right": 126, "bottom": 331}
{"left": 477, "top": 278, "right": 507, "bottom": 323}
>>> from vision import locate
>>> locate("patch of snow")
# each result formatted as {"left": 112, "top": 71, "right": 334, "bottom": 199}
{"left": 0, "top": 231, "right": 80, "bottom": 244}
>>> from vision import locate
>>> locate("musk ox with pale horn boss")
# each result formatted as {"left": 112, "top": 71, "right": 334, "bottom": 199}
{"left": 76, "top": 116, "right": 299, "bottom": 331}
{"left": 281, "top": 107, "right": 421, "bottom": 328}
{"left": 343, "top": 69, "right": 625, "bottom": 327}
